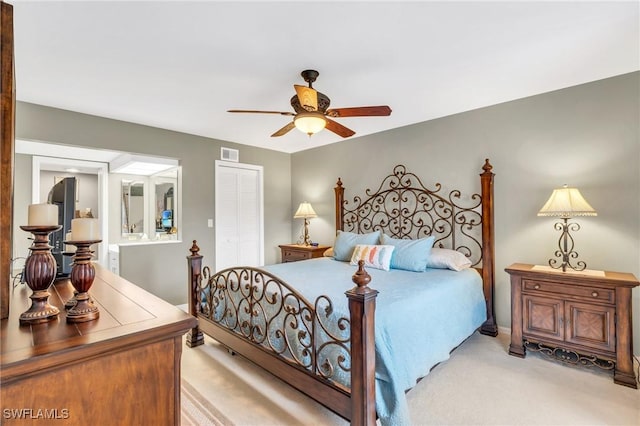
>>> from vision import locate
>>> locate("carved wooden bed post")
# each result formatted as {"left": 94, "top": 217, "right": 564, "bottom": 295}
{"left": 479, "top": 159, "right": 498, "bottom": 336}
{"left": 186, "top": 240, "right": 204, "bottom": 347}
{"left": 337, "top": 178, "right": 377, "bottom": 424}
{"left": 335, "top": 177, "right": 345, "bottom": 233}
{"left": 346, "top": 260, "right": 378, "bottom": 426}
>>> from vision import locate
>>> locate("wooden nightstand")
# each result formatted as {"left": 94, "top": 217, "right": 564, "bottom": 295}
{"left": 506, "top": 263, "right": 639, "bottom": 388}
{"left": 279, "top": 244, "right": 330, "bottom": 263}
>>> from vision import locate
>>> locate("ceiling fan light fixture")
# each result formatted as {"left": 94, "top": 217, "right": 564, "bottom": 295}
{"left": 228, "top": 69, "right": 390, "bottom": 138}
{"left": 294, "top": 112, "right": 326, "bottom": 136}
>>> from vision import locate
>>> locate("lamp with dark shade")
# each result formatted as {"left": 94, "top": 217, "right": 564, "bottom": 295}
{"left": 537, "top": 185, "right": 597, "bottom": 272}
{"left": 294, "top": 202, "right": 317, "bottom": 246}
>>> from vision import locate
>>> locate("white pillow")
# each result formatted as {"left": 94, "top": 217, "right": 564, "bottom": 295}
{"left": 425, "top": 248, "right": 472, "bottom": 271}
{"left": 350, "top": 244, "right": 395, "bottom": 271}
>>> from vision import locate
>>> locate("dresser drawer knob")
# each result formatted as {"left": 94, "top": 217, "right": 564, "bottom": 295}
{"left": 592, "top": 291, "right": 599, "bottom": 297}
{"left": 534, "top": 284, "right": 540, "bottom": 290}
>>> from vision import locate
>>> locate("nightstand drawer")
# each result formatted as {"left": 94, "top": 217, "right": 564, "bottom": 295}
{"left": 282, "top": 249, "right": 311, "bottom": 262}
{"left": 279, "top": 244, "right": 331, "bottom": 263}
{"left": 522, "top": 279, "right": 614, "bottom": 304}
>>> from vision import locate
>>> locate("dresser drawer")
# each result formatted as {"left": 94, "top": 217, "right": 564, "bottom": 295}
{"left": 522, "top": 279, "right": 614, "bottom": 304}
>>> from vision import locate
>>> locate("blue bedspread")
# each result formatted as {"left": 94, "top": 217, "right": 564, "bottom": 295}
{"left": 262, "top": 257, "right": 486, "bottom": 426}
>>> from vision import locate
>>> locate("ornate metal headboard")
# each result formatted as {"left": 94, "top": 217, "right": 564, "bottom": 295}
{"left": 335, "top": 163, "right": 491, "bottom": 267}
{"left": 334, "top": 159, "right": 497, "bottom": 336}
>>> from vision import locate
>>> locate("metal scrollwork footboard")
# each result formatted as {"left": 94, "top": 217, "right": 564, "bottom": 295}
{"left": 198, "top": 264, "right": 352, "bottom": 384}
{"left": 186, "top": 241, "right": 377, "bottom": 422}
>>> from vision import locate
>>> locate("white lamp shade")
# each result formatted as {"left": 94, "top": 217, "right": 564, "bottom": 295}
{"left": 538, "top": 185, "right": 597, "bottom": 218}
{"left": 294, "top": 202, "right": 317, "bottom": 219}
{"left": 294, "top": 112, "right": 326, "bottom": 135}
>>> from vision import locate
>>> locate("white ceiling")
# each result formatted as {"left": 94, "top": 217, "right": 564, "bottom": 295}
{"left": 11, "top": 1, "right": 639, "bottom": 154}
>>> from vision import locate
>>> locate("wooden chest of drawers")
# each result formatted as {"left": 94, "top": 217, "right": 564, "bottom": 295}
{"left": 506, "top": 263, "right": 639, "bottom": 388}
{"left": 1, "top": 266, "right": 197, "bottom": 425}
{"left": 279, "top": 244, "right": 330, "bottom": 263}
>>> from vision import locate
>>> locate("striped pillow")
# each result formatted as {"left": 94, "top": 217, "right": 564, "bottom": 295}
{"left": 350, "top": 244, "right": 395, "bottom": 271}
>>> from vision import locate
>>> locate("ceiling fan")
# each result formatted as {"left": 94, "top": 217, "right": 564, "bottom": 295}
{"left": 228, "top": 70, "right": 392, "bottom": 138}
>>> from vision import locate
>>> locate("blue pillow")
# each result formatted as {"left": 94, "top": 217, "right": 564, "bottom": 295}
{"left": 333, "top": 230, "right": 382, "bottom": 261}
{"left": 380, "top": 234, "right": 436, "bottom": 272}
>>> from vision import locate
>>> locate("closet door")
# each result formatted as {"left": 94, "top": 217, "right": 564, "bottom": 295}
{"left": 215, "top": 161, "right": 264, "bottom": 271}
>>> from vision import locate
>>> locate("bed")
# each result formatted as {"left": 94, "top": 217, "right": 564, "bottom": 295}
{"left": 185, "top": 160, "right": 498, "bottom": 425}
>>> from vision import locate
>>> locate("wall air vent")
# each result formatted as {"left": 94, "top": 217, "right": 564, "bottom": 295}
{"left": 221, "top": 147, "right": 239, "bottom": 162}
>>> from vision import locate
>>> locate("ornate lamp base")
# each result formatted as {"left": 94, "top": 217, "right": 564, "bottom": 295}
{"left": 547, "top": 218, "right": 587, "bottom": 273}
{"left": 298, "top": 218, "right": 312, "bottom": 246}
{"left": 19, "top": 225, "right": 62, "bottom": 325}
{"left": 65, "top": 239, "right": 102, "bottom": 323}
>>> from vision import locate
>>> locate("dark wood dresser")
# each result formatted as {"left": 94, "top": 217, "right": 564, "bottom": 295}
{"left": 506, "top": 263, "right": 639, "bottom": 388}
{"left": 279, "top": 244, "right": 331, "bottom": 263}
{"left": 1, "top": 266, "right": 197, "bottom": 425}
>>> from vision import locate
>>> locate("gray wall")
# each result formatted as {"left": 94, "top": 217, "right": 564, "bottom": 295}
{"left": 12, "top": 155, "right": 34, "bottom": 273}
{"left": 291, "top": 72, "right": 640, "bottom": 353}
{"left": 15, "top": 102, "right": 292, "bottom": 304}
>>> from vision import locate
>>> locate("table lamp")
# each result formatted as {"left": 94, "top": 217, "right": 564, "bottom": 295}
{"left": 294, "top": 202, "right": 317, "bottom": 246}
{"left": 537, "top": 185, "right": 597, "bottom": 272}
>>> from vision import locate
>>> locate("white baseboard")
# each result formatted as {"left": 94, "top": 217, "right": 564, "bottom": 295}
{"left": 497, "top": 325, "right": 510, "bottom": 336}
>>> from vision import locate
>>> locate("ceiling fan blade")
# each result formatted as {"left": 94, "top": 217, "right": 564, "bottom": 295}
{"left": 294, "top": 85, "right": 317, "bottom": 111}
{"left": 228, "top": 109, "right": 295, "bottom": 116}
{"left": 271, "top": 121, "right": 296, "bottom": 137}
{"left": 325, "top": 118, "right": 355, "bottom": 138}
{"left": 326, "top": 105, "right": 392, "bottom": 118}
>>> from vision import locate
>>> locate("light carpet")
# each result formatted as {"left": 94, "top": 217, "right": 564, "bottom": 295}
{"left": 181, "top": 332, "right": 640, "bottom": 425}
{"left": 181, "top": 379, "right": 232, "bottom": 426}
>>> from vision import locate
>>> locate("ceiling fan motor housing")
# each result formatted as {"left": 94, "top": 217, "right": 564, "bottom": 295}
{"left": 301, "top": 69, "right": 319, "bottom": 85}
{"left": 290, "top": 92, "right": 330, "bottom": 113}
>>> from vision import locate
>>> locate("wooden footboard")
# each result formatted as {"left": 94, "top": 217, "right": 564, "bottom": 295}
{"left": 186, "top": 241, "right": 377, "bottom": 424}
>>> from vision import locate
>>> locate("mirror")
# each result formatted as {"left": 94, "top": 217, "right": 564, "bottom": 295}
{"left": 118, "top": 167, "right": 179, "bottom": 242}
{"left": 121, "top": 180, "right": 145, "bottom": 236}
{"left": 152, "top": 169, "right": 178, "bottom": 240}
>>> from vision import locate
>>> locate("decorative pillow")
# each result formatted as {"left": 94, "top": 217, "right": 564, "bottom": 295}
{"left": 323, "top": 247, "right": 334, "bottom": 257}
{"left": 380, "top": 234, "right": 435, "bottom": 272}
{"left": 425, "top": 248, "right": 472, "bottom": 271}
{"left": 350, "top": 245, "right": 395, "bottom": 271}
{"left": 333, "top": 230, "right": 382, "bottom": 261}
